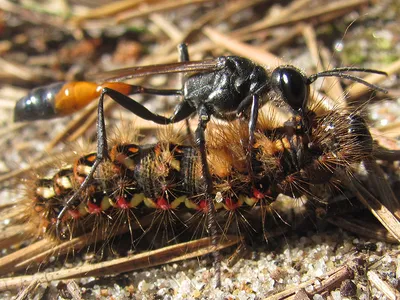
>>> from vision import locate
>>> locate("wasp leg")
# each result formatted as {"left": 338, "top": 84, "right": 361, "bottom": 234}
{"left": 177, "top": 43, "right": 195, "bottom": 145}
{"left": 103, "top": 87, "right": 196, "bottom": 124}
{"left": 236, "top": 93, "right": 260, "bottom": 185}
{"left": 181, "top": 43, "right": 219, "bottom": 285}
{"left": 246, "top": 94, "right": 259, "bottom": 183}
{"left": 56, "top": 92, "right": 109, "bottom": 238}
{"left": 195, "top": 105, "right": 221, "bottom": 288}
{"left": 178, "top": 43, "right": 190, "bottom": 62}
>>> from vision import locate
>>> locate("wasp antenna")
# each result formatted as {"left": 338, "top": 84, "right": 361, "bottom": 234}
{"left": 316, "top": 67, "right": 388, "bottom": 76}
{"left": 307, "top": 72, "right": 388, "bottom": 94}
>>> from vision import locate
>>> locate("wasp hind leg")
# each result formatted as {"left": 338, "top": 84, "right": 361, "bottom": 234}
{"left": 55, "top": 92, "right": 109, "bottom": 238}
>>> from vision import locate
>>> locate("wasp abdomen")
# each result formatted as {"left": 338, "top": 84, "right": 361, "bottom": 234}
{"left": 14, "top": 81, "right": 134, "bottom": 122}
{"left": 14, "top": 82, "right": 66, "bottom": 121}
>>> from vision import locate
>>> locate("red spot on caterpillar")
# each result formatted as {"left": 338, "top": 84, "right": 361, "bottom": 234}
{"left": 87, "top": 201, "right": 102, "bottom": 214}
{"left": 156, "top": 197, "right": 170, "bottom": 210}
{"left": 198, "top": 200, "right": 208, "bottom": 212}
{"left": 253, "top": 188, "right": 264, "bottom": 199}
{"left": 116, "top": 196, "right": 130, "bottom": 209}
{"left": 224, "top": 198, "right": 239, "bottom": 210}
{"left": 68, "top": 209, "right": 81, "bottom": 219}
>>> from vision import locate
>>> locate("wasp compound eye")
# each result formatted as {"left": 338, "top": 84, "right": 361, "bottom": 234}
{"left": 271, "top": 66, "right": 309, "bottom": 112}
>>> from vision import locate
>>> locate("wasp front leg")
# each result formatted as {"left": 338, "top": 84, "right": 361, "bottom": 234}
{"left": 236, "top": 93, "right": 261, "bottom": 185}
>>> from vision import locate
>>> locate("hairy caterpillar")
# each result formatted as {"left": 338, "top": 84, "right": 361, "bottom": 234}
{"left": 21, "top": 99, "right": 373, "bottom": 244}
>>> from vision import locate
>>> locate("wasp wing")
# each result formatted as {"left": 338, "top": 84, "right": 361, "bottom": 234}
{"left": 88, "top": 58, "right": 223, "bottom": 83}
